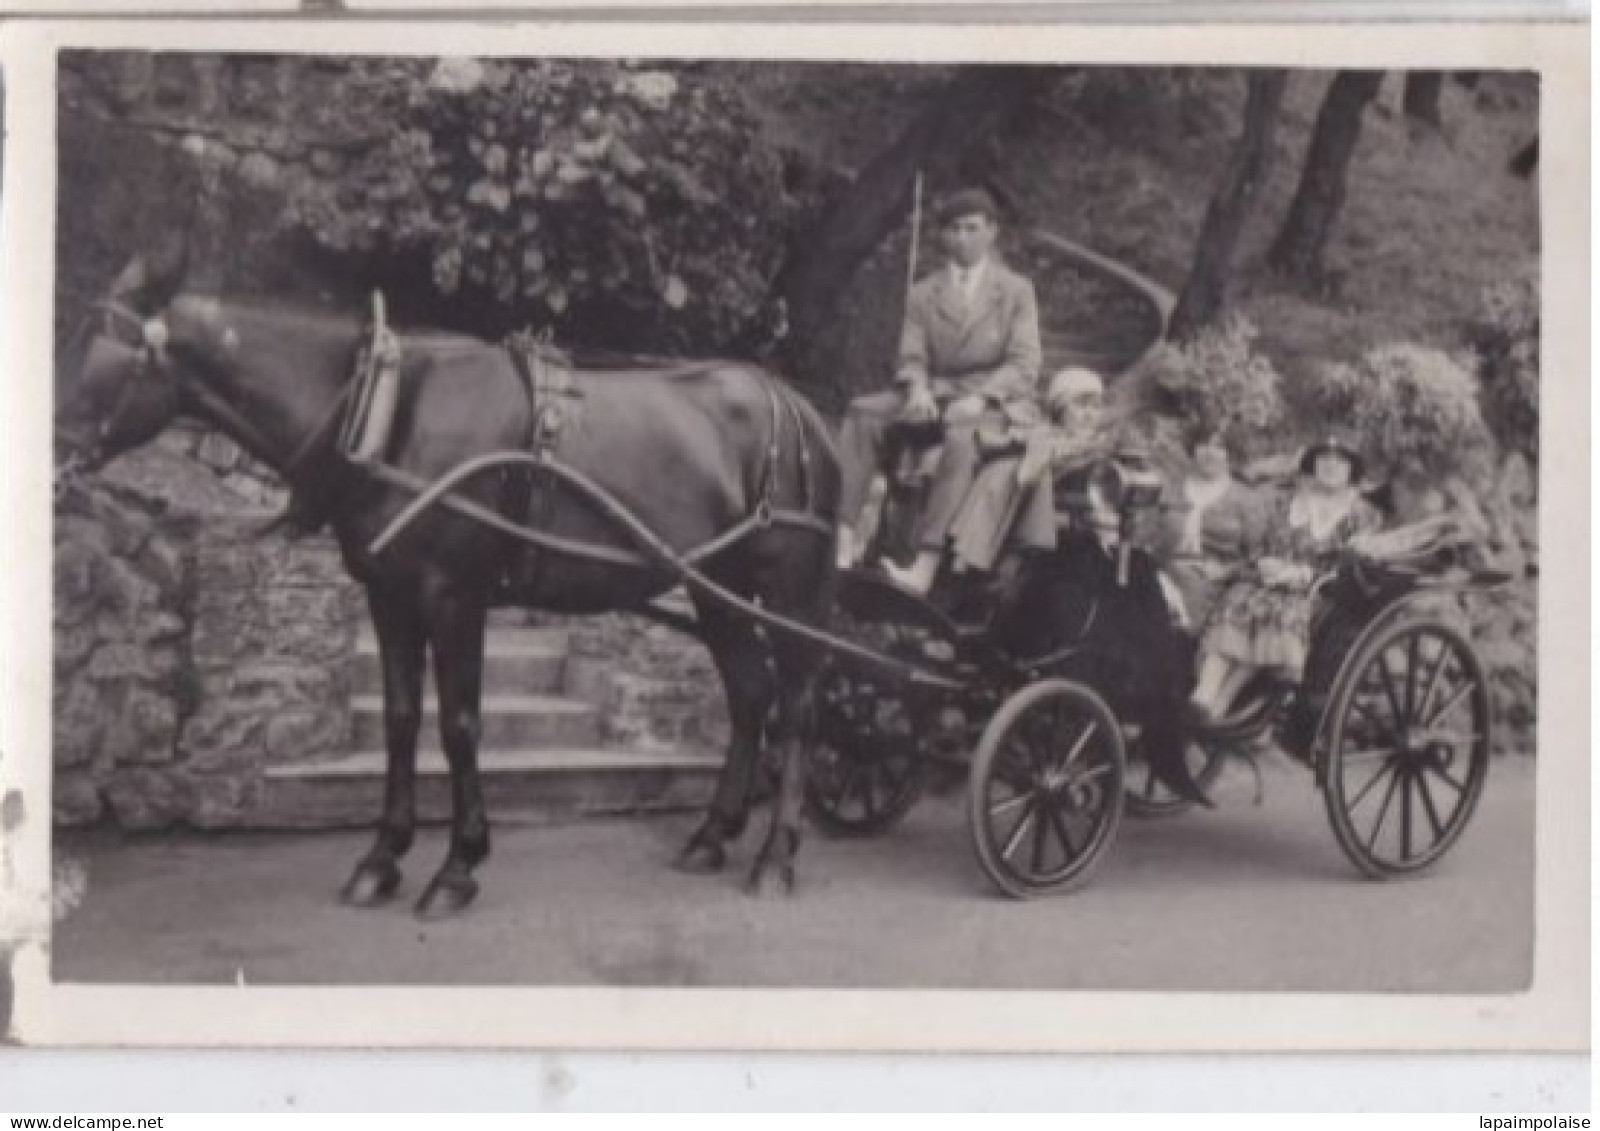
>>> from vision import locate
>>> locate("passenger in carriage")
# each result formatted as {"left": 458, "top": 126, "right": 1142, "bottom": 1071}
{"left": 878, "top": 365, "right": 1109, "bottom": 594}
{"left": 1152, "top": 423, "right": 1262, "bottom": 631}
{"left": 945, "top": 365, "right": 1111, "bottom": 579}
{"left": 1186, "top": 433, "right": 1384, "bottom": 725}
{"left": 835, "top": 187, "right": 1044, "bottom": 573}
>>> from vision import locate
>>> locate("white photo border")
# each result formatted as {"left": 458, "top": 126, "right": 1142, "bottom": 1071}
{"left": 0, "top": 16, "right": 1587, "bottom": 1053}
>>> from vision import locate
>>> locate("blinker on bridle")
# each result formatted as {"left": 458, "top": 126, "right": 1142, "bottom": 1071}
{"left": 80, "top": 297, "right": 359, "bottom": 514}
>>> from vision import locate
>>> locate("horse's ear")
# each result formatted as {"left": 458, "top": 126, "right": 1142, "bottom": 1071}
{"left": 109, "top": 235, "right": 189, "bottom": 313}
{"left": 107, "top": 256, "right": 149, "bottom": 305}
{"left": 142, "top": 234, "right": 190, "bottom": 310}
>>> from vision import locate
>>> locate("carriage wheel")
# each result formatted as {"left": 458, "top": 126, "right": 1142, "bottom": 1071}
{"left": 1123, "top": 736, "right": 1228, "bottom": 818}
{"left": 1320, "top": 617, "right": 1492, "bottom": 879}
{"left": 804, "top": 575, "right": 958, "bottom": 837}
{"left": 969, "top": 680, "right": 1126, "bottom": 898}
{"left": 805, "top": 665, "right": 931, "bottom": 837}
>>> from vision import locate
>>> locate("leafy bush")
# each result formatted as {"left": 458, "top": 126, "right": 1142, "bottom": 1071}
{"left": 1470, "top": 266, "right": 1539, "bottom": 466}
{"left": 1122, "top": 314, "right": 1286, "bottom": 461}
{"left": 1303, "top": 343, "right": 1495, "bottom": 482}
{"left": 284, "top": 58, "right": 791, "bottom": 352}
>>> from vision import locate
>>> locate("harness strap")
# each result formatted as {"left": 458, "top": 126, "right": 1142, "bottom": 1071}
{"left": 363, "top": 452, "right": 955, "bottom": 692}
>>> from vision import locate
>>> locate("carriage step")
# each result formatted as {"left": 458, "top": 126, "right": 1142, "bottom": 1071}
{"left": 259, "top": 746, "right": 721, "bottom": 828}
{"left": 350, "top": 628, "right": 569, "bottom": 695}
{"left": 348, "top": 693, "right": 600, "bottom": 750}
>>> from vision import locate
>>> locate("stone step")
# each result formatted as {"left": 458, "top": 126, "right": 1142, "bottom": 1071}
{"left": 349, "top": 692, "right": 599, "bottom": 750}
{"left": 257, "top": 747, "right": 722, "bottom": 828}
{"left": 350, "top": 628, "right": 569, "bottom": 696}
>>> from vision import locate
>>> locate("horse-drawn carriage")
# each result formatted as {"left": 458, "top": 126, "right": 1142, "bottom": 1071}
{"left": 56, "top": 245, "right": 1506, "bottom": 915}
{"left": 806, "top": 436, "right": 1504, "bottom": 898}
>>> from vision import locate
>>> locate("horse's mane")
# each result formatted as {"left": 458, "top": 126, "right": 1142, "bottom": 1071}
{"left": 203, "top": 295, "right": 751, "bottom": 381}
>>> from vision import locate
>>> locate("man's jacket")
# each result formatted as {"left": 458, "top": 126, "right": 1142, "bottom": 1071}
{"left": 894, "top": 260, "right": 1043, "bottom": 420}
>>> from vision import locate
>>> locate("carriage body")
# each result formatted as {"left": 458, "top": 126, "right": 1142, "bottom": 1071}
{"left": 812, "top": 455, "right": 1502, "bottom": 898}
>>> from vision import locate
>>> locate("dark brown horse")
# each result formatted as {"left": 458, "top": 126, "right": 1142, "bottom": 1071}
{"left": 56, "top": 251, "right": 840, "bottom": 917}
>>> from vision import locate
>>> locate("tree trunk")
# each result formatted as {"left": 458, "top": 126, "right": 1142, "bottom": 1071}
{"left": 1168, "top": 70, "right": 1289, "bottom": 343}
{"left": 1267, "top": 70, "right": 1384, "bottom": 284}
{"left": 1403, "top": 71, "right": 1444, "bottom": 128}
{"left": 776, "top": 65, "right": 1049, "bottom": 396}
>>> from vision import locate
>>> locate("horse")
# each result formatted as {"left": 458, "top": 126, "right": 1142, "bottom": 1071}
{"left": 55, "top": 247, "right": 841, "bottom": 918}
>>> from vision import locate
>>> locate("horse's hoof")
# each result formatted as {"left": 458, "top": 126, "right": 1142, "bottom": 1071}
{"left": 745, "top": 862, "right": 795, "bottom": 900}
{"left": 414, "top": 874, "right": 479, "bottom": 920}
{"left": 674, "top": 837, "right": 726, "bottom": 874}
{"left": 340, "top": 861, "right": 401, "bottom": 908}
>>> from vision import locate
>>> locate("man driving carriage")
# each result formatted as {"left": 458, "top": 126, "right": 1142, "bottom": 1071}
{"left": 835, "top": 187, "right": 1044, "bottom": 575}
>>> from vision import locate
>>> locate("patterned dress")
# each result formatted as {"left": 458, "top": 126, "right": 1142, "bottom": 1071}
{"left": 1198, "top": 486, "right": 1383, "bottom": 677}
{"left": 1154, "top": 474, "right": 1261, "bottom": 629}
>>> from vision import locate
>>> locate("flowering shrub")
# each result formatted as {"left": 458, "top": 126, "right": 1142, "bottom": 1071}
{"left": 1304, "top": 344, "right": 1495, "bottom": 482}
{"left": 1123, "top": 315, "right": 1286, "bottom": 461}
{"left": 284, "top": 58, "right": 791, "bottom": 352}
{"left": 1470, "top": 267, "right": 1539, "bottom": 466}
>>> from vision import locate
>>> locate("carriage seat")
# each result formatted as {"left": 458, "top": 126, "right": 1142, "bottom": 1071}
{"left": 1347, "top": 515, "right": 1510, "bottom": 588}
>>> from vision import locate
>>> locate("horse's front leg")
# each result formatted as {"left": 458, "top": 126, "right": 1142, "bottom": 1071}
{"left": 415, "top": 588, "right": 491, "bottom": 920}
{"left": 342, "top": 588, "right": 427, "bottom": 908}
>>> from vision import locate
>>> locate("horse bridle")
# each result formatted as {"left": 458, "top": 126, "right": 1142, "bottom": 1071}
{"left": 66, "top": 298, "right": 356, "bottom": 502}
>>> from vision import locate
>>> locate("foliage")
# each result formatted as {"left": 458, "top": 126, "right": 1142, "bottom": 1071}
{"left": 1302, "top": 343, "right": 1495, "bottom": 482}
{"left": 1124, "top": 315, "right": 1286, "bottom": 459}
{"left": 284, "top": 58, "right": 791, "bottom": 352}
{"left": 1469, "top": 265, "right": 1539, "bottom": 466}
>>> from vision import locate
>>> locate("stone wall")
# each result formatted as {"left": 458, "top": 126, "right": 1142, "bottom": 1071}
{"left": 556, "top": 603, "right": 733, "bottom": 759}
{"left": 53, "top": 440, "right": 364, "bottom": 829}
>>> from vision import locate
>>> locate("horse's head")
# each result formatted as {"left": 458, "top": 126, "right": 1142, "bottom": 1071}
{"left": 57, "top": 243, "right": 197, "bottom": 473}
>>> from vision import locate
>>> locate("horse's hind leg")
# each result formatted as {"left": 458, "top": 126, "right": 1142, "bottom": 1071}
{"left": 342, "top": 587, "right": 426, "bottom": 907}
{"left": 414, "top": 586, "right": 491, "bottom": 920}
{"left": 747, "top": 542, "right": 836, "bottom": 898}
{"left": 677, "top": 592, "right": 774, "bottom": 874}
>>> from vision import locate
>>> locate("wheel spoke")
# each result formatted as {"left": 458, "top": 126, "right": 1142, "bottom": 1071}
{"left": 1141, "top": 764, "right": 1160, "bottom": 799}
{"left": 1071, "top": 763, "right": 1116, "bottom": 787}
{"left": 1348, "top": 692, "right": 1398, "bottom": 743}
{"left": 1400, "top": 767, "right": 1414, "bottom": 861}
{"left": 1030, "top": 798, "right": 1052, "bottom": 873}
{"left": 1346, "top": 758, "right": 1397, "bottom": 812}
{"left": 1414, "top": 638, "right": 1453, "bottom": 727}
{"left": 1424, "top": 682, "right": 1475, "bottom": 730}
{"left": 1376, "top": 650, "right": 1408, "bottom": 731}
{"left": 987, "top": 791, "right": 1032, "bottom": 820}
{"left": 1001, "top": 801, "right": 1039, "bottom": 862}
{"left": 1415, "top": 768, "right": 1446, "bottom": 840}
{"left": 1413, "top": 729, "right": 1482, "bottom": 751}
{"left": 860, "top": 764, "right": 883, "bottom": 820}
{"left": 1419, "top": 759, "right": 1466, "bottom": 797}
{"left": 1363, "top": 768, "right": 1404, "bottom": 855}
{"left": 1060, "top": 718, "right": 1100, "bottom": 773}
{"left": 993, "top": 747, "right": 1034, "bottom": 795}
{"left": 1403, "top": 633, "right": 1421, "bottom": 721}
{"left": 1046, "top": 802, "right": 1079, "bottom": 862}
{"left": 1339, "top": 745, "right": 1398, "bottom": 766}
{"left": 839, "top": 763, "right": 868, "bottom": 817}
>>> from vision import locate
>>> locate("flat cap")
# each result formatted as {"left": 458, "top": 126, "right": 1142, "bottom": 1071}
{"left": 935, "top": 187, "right": 1001, "bottom": 226}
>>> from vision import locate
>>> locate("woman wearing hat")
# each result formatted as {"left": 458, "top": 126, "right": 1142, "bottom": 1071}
{"left": 1187, "top": 432, "right": 1382, "bottom": 723}
{"left": 945, "top": 365, "right": 1111, "bottom": 580}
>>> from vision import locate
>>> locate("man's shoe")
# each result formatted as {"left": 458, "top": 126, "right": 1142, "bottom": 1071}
{"left": 1184, "top": 699, "right": 1220, "bottom": 729}
{"left": 836, "top": 527, "right": 859, "bottom": 571}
